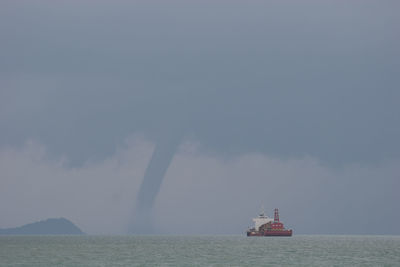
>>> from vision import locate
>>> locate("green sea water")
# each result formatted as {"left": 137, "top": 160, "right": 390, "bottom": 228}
{"left": 0, "top": 235, "right": 399, "bottom": 266}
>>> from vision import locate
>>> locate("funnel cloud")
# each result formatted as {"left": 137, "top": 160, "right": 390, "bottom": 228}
{"left": 132, "top": 132, "right": 182, "bottom": 233}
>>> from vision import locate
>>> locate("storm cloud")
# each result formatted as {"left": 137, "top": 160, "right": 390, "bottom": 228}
{"left": 1, "top": 0, "right": 399, "bottom": 234}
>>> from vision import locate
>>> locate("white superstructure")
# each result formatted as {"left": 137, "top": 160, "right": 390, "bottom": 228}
{"left": 252, "top": 212, "right": 273, "bottom": 231}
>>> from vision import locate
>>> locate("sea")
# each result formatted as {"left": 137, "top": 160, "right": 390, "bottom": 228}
{"left": 0, "top": 235, "right": 399, "bottom": 266}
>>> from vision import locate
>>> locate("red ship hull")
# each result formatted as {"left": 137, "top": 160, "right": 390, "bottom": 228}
{"left": 247, "top": 229, "right": 292, "bottom": 237}
{"left": 263, "top": 230, "right": 292, "bottom": 236}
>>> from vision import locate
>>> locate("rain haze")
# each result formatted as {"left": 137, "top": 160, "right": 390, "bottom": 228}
{"left": 1, "top": 0, "right": 399, "bottom": 235}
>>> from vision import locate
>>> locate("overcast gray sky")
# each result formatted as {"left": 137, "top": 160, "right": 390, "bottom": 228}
{"left": 1, "top": 0, "right": 399, "bottom": 234}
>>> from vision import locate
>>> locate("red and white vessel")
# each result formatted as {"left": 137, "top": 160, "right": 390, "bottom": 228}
{"left": 247, "top": 208, "right": 293, "bottom": 236}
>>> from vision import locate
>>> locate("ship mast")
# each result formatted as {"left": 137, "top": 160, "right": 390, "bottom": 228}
{"left": 274, "top": 208, "right": 279, "bottom": 222}
{"left": 260, "top": 205, "right": 265, "bottom": 216}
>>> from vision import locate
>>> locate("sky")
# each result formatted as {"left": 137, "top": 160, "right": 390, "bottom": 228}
{"left": 0, "top": 0, "right": 399, "bottom": 234}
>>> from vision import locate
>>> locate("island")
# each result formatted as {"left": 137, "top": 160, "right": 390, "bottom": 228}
{"left": 0, "top": 218, "right": 85, "bottom": 235}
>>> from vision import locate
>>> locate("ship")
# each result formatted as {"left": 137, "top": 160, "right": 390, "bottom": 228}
{"left": 246, "top": 208, "right": 292, "bottom": 236}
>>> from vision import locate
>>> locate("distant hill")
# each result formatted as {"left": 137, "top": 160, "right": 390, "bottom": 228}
{"left": 0, "top": 218, "right": 84, "bottom": 235}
